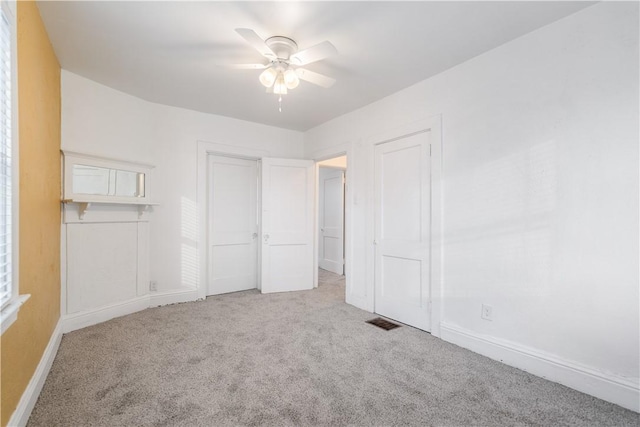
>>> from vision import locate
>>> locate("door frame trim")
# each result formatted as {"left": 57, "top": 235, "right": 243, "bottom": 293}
{"left": 366, "top": 115, "right": 443, "bottom": 337}
{"left": 196, "top": 141, "right": 269, "bottom": 301}
{"left": 309, "top": 143, "right": 354, "bottom": 305}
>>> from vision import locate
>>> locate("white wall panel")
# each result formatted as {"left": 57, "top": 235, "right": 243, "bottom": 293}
{"left": 66, "top": 223, "right": 138, "bottom": 313}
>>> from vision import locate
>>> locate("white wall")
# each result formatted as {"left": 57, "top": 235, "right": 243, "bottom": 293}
{"left": 304, "top": 2, "right": 639, "bottom": 407}
{"left": 62, "top": 71, "right": 304, "bottom": 300}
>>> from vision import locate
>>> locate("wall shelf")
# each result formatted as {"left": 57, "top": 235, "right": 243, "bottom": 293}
{"left": 62, "top": 199, "right": 159, "bottom": 220}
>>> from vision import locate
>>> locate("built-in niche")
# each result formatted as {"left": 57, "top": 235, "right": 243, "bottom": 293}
{"left": 60, "top": 151, "right": 157, "bottom": 331}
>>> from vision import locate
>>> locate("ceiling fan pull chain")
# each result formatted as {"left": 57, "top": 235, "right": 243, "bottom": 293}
{"left": 278, "top": 95, "right": 282, "bottom": 113}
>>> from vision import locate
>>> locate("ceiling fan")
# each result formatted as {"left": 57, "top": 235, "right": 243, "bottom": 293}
{"left": 233, "top": 28, "right": 337, "bottom": 109}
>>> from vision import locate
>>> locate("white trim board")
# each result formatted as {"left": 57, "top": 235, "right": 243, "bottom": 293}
{"left": 7, "top": 320, "right": 62, "bottom": 427}
{"left": 150, "top": 288, "right": 199, "bottom": 307}
{"left": 440, "top": 322, "right": 640, "bottom": 413}
{"left": 62, "top": 296, "right": 150, "bottom": 333}
{"left": 63, "top": 290, "right": 200, "bottom": 333}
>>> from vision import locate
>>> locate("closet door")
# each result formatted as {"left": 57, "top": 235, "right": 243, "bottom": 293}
{"left": 261, "top": 158, "right": 314, "bottom": 293}
{"left": 208, "top": 155, "right": 258, "bottom": 295}
{"left": 374, "top": 133, "right": 431, "bottom": 331}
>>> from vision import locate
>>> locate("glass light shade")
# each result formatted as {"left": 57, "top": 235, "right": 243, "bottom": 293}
{"left": 273, "top": 74, "right": 288, "bottom": 95}
{"left": 259, "top": 68, "right": 277, "bottom": 88}
{"left": 283, "top": 69, "right": 299, "bottom": 90}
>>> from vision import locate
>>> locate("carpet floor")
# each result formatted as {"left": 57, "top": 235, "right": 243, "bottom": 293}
{"left": 29, "top": 270, "right": 639, "bottom": 426}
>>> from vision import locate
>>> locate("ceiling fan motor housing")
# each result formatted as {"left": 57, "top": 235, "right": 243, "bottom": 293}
{"left": 265, "top": 36, "right": 298, "bottom": 61}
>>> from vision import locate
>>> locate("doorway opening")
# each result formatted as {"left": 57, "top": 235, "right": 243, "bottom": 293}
{"left": 316, "top": 155, "right": 347, "bottom": 298}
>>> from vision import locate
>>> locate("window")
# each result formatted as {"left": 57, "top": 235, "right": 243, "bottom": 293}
{"left": 1, "top": 0, "right": 26, "bottom": 335}
{"left": 0, "top": 3, "right": 12, "bottom": 309}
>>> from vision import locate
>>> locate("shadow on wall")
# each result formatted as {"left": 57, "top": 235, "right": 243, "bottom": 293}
{"left": 445, "top": 140, "right": 557, "bottom": 298}
{"left": 181, "top": 196, "right": 198, "bottom": 288}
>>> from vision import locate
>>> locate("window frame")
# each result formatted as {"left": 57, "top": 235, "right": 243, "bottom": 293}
{"left": 0, "top": 0, "right": 28, "bottom": 335}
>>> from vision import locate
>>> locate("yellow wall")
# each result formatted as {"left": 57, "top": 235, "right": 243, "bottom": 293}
{"left": 0, "top": 1, "right": 61, "bottom": 425}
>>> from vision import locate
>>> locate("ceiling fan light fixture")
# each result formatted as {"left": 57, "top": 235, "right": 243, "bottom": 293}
{"left": 283, "top": 68, "right": 299, "bottom": 90}
{"left": 234, "top": 28, "right": 337, "bottom": 110}
{"left": 273, "top": 73, "right": 288, "bottom": 95}
{"left": 259, "top": 67, "right": 277, "bottom": 88}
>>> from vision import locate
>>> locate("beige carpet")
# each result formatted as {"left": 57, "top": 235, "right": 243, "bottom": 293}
{"left": 28, "top": 270, "right": 639, "bottom": 426}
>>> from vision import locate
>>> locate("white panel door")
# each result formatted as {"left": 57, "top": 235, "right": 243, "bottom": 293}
{"left": 374, "top": 132, "right": 431, "bottom": 331}
{"left": 208, "top": 155, "right": 258, "bottom": 295}
{"left": 261, "top": 158, "right": 314, "bottom": 293}
{"left": 319, "top": 168, "right": 345, "bottom": 275}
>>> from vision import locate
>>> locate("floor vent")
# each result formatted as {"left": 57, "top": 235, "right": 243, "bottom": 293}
{"left": 366, "top": 317, "right": 401, "bottom": 331}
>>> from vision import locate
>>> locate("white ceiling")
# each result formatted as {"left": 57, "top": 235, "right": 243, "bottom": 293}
{"left": 37, "top": 1, "right": 594, "bottom": 131}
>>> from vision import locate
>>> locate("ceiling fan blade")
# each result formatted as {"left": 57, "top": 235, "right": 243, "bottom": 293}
{"left": 229, "top": 63, "right": 268, "bottom": 70}
{"left": 235, "top": 28, "right": 276, "bottom": 59}
{"left": 290, "top": 41, "right": 337, "bottom": 66}
{"left": 295, "top": 68, "right": 336, "bottom": 88}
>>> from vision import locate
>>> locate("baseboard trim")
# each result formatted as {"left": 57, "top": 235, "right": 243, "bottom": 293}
{"left": 440, "top": 322, "right": 640, "bottom": 412}
{"left": 62, "top": 296, "right": 150, "bottom": 333}
{"left": 62, "top": 288, "right": 202, "bottom": 334}
{"left": 7, "top": 320, "right": 63, "bottom": 427}
{"left": 150, "top": 288, "right": 198, "bottom": 307}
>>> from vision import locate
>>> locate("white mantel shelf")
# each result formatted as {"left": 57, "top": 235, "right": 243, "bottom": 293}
{"left": 62, "top": 199, "right": 159, "bottom": 220}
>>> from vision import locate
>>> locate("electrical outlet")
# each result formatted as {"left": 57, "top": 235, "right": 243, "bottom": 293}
{"left": 149, "top": 280, "right": 158, "bottom": 292}
{"left": 481, "top": 304, "right": 493, "bottom": 321}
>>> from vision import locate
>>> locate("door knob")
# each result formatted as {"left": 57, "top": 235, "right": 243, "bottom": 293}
{"left": 264, "top": 234, "right": 270, "bottom": 242}
{"left": 252, "top": 233, "right": 258, "bottom": 239}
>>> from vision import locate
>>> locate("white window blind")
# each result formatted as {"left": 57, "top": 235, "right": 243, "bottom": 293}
{"left": 0, "top": 6, "right": 12, "bottom": 309}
